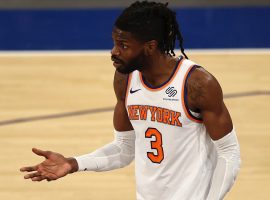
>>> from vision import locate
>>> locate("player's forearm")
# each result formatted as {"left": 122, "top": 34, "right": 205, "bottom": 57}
{"left": 74, "top": 130, "right": 135, "bottom": 172}
{"left": 207, "top": 128, "right": 241, "bottom": 200}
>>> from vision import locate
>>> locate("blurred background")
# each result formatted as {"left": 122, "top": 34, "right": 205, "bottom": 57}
{"left": 0, "top": 1, "right": 269, "bottom": 200}
{"left": 0, "top": 0, "right": 269, "bottom": 50}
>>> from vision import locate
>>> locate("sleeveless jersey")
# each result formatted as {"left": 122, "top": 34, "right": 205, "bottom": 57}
{"left": 125, "top": 57, "right": 217, "bottom": 200}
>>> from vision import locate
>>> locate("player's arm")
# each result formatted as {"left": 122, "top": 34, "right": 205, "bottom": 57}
{"left": 73, "top": 70, "right": 135, "bottom": 172}
{"left": 187, "top": 67, "right": 241, "bottom": 200}
{"left": 113, "top": 71, "right": 134, "bottom": 131}
{"left": 20, "top": 71, "right": 135, "bottom": 181}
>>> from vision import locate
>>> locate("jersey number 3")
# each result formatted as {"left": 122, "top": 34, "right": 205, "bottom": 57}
{"left": 145, "top": 128, "right": 164, "bottom": 164}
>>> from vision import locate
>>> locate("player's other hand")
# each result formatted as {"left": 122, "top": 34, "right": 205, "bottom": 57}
{"left": 20, "top": 148, "right": 78, "bottom": 182}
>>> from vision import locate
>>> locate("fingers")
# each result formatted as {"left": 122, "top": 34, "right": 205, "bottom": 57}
{"left": 20, "top": 165, "right": 38, "bottom": 172}
{"left": 22, "top": 171, "right": 56, "bottom": 182}
{"left": 20, "top": 148, "right": 57, "bottom": 182}
{"left": 31, "top": 176, "right": 46, "bottom": 181}
{"left": 20, "top": 148, "right": 51, "bottom": 173}
{"left": 32, "top": 148, "right": 51, "bottom": 159}
{"left": 24, "top": 171, "right": 41, "bottom": 179}
{"left": 31, "top": 175, "right": 50, "bottom": 182}
{"left": 23, "top": 171, "right": 45, "bottom": 181}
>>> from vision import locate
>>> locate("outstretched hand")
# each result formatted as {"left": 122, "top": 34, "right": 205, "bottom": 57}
{"left": 20, "top": 148, "right": 78, "bottom": 182}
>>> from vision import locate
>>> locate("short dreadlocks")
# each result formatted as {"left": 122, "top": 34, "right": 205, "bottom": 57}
{"left": 115, "top": 1, "right": 188, "bottom": 58}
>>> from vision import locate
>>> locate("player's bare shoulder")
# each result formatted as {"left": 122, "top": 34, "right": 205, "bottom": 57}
{"left": 113, "top": 70, "right": 129, "bottom": 101}
{"left": 187, "top": 67, "right": 223, "bottom": 111}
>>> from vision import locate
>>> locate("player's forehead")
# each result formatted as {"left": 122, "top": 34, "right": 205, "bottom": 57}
{"left": 112, "top": 27, "right": 138, "bottom": 42}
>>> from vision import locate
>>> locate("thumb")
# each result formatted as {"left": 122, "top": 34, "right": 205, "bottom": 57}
{"left": 32, "top": 148, "right": 51, "bottom": 159}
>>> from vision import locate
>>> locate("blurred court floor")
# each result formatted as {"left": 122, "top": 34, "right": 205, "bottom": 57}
{"left": 0, "top": 50, "right": 269, "bottom": 200}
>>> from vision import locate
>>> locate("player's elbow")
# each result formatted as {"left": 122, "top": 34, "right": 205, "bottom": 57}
{"left": 119, "top": 153, "right": 135, "bottom": 168}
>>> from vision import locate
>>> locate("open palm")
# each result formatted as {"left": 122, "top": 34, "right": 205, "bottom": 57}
{"left": 20, "top": 148, "right": 74, "bottom": 181}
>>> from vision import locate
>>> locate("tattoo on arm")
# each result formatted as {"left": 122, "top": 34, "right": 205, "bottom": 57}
{"left": 188, "top": 79, "right": 204, "bottom": 101}
{"left": 187, "top": 77, "right": 206, "bottom": 110}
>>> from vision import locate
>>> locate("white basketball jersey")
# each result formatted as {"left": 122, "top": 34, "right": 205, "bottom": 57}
{"left": 125, "top": 57, "right": 217, "bottom": 200}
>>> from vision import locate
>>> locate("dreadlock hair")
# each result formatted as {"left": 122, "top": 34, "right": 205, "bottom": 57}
{"left": 115, "top": 1, "right": 188, "bottom": 59}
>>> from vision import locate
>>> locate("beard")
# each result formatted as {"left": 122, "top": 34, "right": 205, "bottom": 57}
{"left": 112, "top": 51, "right": 144, "bottom": 74}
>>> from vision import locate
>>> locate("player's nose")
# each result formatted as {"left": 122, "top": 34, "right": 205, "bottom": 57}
{"left": 111, "top": 45, "right": 120, "bottom": 56}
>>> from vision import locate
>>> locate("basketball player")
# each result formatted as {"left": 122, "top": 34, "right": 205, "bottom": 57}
{"left": 20, "top": 1, "right": 241, "bottom": 199}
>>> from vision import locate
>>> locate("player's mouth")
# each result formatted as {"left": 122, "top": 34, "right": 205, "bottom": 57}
{"left": 111, "top": 57, "right": 124, "bottom": 68}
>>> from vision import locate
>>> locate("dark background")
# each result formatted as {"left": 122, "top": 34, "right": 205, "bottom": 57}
{"left": 0, "top": 0, "right": 269, "bottom": 50}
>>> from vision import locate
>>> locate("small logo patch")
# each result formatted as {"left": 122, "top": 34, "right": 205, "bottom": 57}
{"left": 130, "top": 88, "right": 141, "bottom": 94}
{"left": 165, "top": 87, "right": 177, "bottom": 97}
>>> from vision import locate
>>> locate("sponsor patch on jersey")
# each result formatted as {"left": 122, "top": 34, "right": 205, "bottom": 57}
{"left": 165, "top": 87, "right": 177, "bottom": 97}
{"left": 163, "top": 86, "right": 179, "bottom": 101}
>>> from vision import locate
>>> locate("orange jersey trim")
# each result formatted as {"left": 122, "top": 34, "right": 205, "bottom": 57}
{"left": 139, "top": 58, "right": 184, "bottom": 92}
{"left": 181, "top": 66, "right": 203, "bottom": 123}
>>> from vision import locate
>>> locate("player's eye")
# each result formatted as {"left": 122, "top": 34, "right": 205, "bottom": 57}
{"left": 121, "top": 43, "right": 128, "bottom": 49}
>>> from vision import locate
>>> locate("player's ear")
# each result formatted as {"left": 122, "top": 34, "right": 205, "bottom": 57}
{"left": 144, "top": 40, "right": 158, "bottom": 56}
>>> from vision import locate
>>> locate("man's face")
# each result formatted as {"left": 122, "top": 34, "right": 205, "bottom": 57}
{"left": 111, "top": 27, "right": 146, "bottom": 74}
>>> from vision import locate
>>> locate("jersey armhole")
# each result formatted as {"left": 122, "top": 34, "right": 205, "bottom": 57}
{"left": 181, "top": 65, "right": 203, "bottom": 123}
